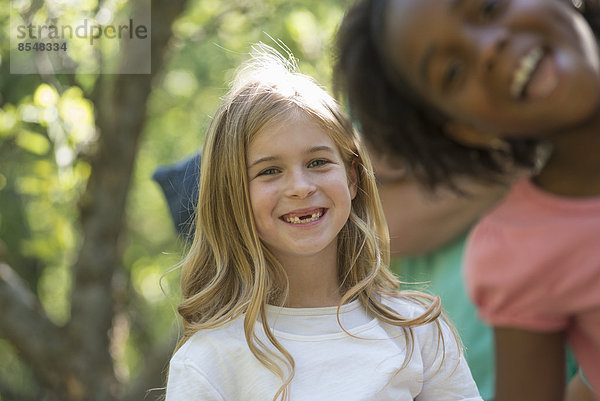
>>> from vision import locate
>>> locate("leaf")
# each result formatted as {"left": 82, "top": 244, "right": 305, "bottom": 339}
{"left": 15, "top": 130, "right": 51, "bottom": 155}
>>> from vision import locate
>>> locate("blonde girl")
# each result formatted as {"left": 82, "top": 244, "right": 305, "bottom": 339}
{"left": 165, "top": 44, "right": 481, "bottom": 401}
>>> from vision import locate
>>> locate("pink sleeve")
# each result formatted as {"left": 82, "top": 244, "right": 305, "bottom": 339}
{"left": 464, "top": 218, "right": 569, "bottom": 332}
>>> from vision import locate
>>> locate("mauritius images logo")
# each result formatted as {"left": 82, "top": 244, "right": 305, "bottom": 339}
{"left": 10, "top": 0, "right": 151, "bottom": 74}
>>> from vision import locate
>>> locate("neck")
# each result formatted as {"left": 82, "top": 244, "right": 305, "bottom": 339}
{"left": 275, "top": 245, "right": 342, "bottom": 308}
{"left": 534, "top": 112, "right": 600, "bottom": 197}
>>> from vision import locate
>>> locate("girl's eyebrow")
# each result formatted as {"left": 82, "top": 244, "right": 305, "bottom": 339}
{"left": 308, "top": 145, "right": 335, "bottom": 154}
{"left": 247, "top": 146, "right": 335, "bottom": 169}
{"left": 248, "top": 156, "right": 277, "bottom": 169}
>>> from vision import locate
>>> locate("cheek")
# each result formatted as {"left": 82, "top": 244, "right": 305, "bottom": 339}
{"left": 248, "top": 184, "right": 259, "bottom": 211}
{"left": 248, "top": 185, "right": 266, "bottom": 219}
{"left": 329, "top": 175, "right": 356, "bottom": 205}
{"left": 434, "top": 86, "right": 512, "bottom": 133}
{"left": 249, "top": 184, "right": 276, "bottom": 224}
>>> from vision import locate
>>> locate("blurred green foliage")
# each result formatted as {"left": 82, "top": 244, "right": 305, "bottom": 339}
{"left": 0, "top": 0, "right": 352, "bottom": 397}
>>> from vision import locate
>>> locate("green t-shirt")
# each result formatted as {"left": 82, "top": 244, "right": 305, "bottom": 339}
{"left": 391, "top": 233, "right": 495, "bottom": 401}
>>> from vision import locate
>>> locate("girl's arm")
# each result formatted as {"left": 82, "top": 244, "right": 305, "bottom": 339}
{"left": 494, "top": 327, "right": 566, "bottom": 401}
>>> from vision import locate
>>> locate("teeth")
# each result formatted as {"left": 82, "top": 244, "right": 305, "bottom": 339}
{"left": 510, "top": 47, "right": 543, "bottom": 98}
{"left": 284, "top": 211, "right": 322, "bottom": 224}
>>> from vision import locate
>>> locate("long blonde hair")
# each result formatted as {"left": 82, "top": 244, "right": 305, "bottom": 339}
{"left": 175, "top": 44, "right": 446, "bottom": 400}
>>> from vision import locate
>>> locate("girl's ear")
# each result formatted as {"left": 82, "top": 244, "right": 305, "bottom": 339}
{"left": 444, "top": 121, "right": 510, "bottom": 152}
{"left": 348, "top": 160, "right": 359, "bottom": 200}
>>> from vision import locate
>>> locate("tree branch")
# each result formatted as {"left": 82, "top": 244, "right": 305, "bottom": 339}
{"left": 0, "top": 263, "right": 68, "bottom": 391}
{"left": 65, "top": 0, "right": 190, "bottom": 399}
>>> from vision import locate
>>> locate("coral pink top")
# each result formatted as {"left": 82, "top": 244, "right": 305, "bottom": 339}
{"left": 465, "top": 178, "right": 600, "bottom": 393}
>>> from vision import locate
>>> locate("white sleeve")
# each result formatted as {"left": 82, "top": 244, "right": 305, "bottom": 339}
{"left": 165, "top": 356, "right": 225, "bottom": 401}
{"left": 415, "top": 318, "right": 483, "bottom": 401}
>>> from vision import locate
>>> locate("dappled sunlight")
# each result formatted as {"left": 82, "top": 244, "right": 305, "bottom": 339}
{"left": 0, "top": 0, "right": 351, "bottom": 399}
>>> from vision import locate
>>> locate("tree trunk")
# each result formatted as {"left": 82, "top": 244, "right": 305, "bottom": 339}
{"left": 0, "top": 0, "right": 189, "bottom": 399}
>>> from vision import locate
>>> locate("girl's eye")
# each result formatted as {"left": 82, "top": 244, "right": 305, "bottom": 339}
{"left": 442, "top": 60, "right": 464, "bottom": 91}
{"left": 308, "top": 159, "right": 329, "bottom": 168}
{"left": 258, "top": 168, "right": 280, "bottom": 176}
{"left": 480, "top": 0, "right": 500, "bottom": 20}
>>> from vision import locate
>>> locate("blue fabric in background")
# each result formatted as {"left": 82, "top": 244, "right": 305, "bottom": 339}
{"left": 152, "top": 152, "right": 201, "bottom": 239}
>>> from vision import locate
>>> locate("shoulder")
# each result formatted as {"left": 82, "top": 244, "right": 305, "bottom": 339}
{"left": 379, "top": 295, "right": 482, "bottom": 400}
{"left": 380, "top": 293, "right": 464, "bottom": 354}
{"left": 381, "top": 293, "right": 439, "bottom": 321}
{"left": 167, "top": 317, "right": 265, "bottom": 400}
{"left": 166, "top": 324, "right": 244, "bottom": 401}
{"left": 464, "top": 179, "right": 557, "bottom": 289}
{"left": 171, "top": 318, "right": 248, "bottom": 371}
{"left": 379, "top": 294, "right": 457, "bottom": 348}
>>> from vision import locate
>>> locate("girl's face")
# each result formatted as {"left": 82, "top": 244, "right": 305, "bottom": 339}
{"left": 246, "top": 112, "right": 357, "bottom": 264}
{"left": 383, "top": 0, "right": 600, "bottom": 138}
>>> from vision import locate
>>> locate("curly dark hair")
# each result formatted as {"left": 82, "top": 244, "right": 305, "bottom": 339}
{"left": 333, "top": 0, "right": 600, "bottom": 190}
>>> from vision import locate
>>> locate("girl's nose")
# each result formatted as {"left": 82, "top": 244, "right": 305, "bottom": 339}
{"left": 284, "top": 170, "right": 316, "bottom": 199}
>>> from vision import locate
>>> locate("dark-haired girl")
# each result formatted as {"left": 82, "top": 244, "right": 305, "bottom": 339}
{"left": 335, "top": 0, "right": 600, "bottom": 399}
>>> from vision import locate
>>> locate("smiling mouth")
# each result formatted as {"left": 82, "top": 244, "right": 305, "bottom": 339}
{"left": 510, "top": 46, "right": 558, "bottom": 100}
{"left": 511, "top": 47, "right": 544, "bottom": 99}
{"left": 281, "top": 208, "right": 325, "bottom": 224}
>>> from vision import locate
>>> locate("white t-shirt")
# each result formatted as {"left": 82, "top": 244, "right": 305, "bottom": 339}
{"left": 165, "top": 296, "right": 483, "bottom": 400}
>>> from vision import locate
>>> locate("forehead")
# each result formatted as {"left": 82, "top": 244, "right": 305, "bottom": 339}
{"left": 248, "top": 112, "right": 338, "bottom": 154}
